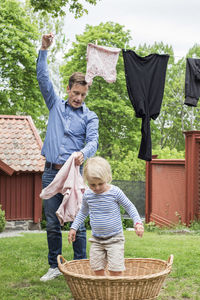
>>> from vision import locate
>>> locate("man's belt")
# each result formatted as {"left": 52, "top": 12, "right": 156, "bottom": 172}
{"left": 45, "top": 161, "right": 64, "bottom": 170}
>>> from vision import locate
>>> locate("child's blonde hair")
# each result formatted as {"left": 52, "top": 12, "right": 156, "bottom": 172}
{"left": 83, "top": 156, "right": 112, "bottom": 183}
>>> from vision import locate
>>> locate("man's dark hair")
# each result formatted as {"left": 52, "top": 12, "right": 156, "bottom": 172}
{"left": 68, "top": 72, "right": 88, "bottom": 89}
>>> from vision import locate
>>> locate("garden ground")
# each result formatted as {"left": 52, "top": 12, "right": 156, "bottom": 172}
{"left": 0, "top": 229, "right": 200, "bottom": 300}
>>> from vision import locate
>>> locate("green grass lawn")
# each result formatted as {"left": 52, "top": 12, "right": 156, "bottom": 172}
{"left": 0, "top": 230, "right": 200, "bottom": 300}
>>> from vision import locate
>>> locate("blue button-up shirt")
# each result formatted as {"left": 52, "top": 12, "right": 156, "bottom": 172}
{"left": 37, "top": 50, "right": 99, "bottom": 164}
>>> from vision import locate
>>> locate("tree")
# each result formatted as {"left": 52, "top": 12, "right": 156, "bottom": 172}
{"left": 0, "top": 0, "right": 47, "bottom": 131}
{"left": 60, "top": 22, "right": 142, "bottom": 158}
{"left": 152, "top": 43, "right": 200, "bottom": 151}
{"left": 107, "top": 145, "right": 146, "bottom": 181}
{"left": 24, "top": 0, "right": 70, "bottom": 98}
{"left": 0, "top": 0, "right": 69, "bottom": 137}
{"left": 30, "top": 0, "right": 100, "bottom": 17}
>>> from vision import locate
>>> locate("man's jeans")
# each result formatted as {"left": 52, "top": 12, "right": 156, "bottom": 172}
{"left": 42, "top": 166, "right": 87, "bottom": 268}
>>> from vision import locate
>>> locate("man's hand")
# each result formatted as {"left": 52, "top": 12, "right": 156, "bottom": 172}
{"left": 68, "top": 229, "right": 77, "bottom": 243}
{"left": 75, "top": 152, "right": 84, "bottom": 166}
{"left": 135, "top": 223, "right": 144, "bottom": 238}
{"left": 41, "top": 33, "right": 54, "bottom": 50}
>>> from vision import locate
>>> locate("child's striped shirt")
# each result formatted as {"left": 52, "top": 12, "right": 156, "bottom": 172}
{"left": 71, "top": 185, "right": 142, "bottom": 238}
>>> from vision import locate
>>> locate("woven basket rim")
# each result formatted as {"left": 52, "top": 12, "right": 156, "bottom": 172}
{"left": 58, "top": 256, "right": 173, "bottom": 281}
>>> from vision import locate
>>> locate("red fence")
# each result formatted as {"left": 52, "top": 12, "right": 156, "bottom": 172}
{"left": 145, "top": 158, "right": 185, "bottom": 226}
{"left": 145, "top": 131, "right": 200, "bottom": 226}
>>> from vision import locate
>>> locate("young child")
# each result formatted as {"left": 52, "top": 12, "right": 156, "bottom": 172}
{"left": 68, "top": 156, "right": 144, "bottom": 276}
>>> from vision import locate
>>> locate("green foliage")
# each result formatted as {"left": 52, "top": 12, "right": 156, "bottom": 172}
{"left": 134, "top": 42, "right": 200, "bottom": 152}
{"left": 41, "top": 203, "right": 91, "bottom": 230}
{"left": 144, "top": 222, "right": 159, "bottom": 232}
{"left": 62, "top": 222, "right": 71, "bottom": 231}
{"left": 123, "top": 218, "right": 133, "bottom": 228}
{"left": 0, "top": 0, "right": 48, "bottom": 131}
{"left": 62, "top": 220, "right": 91, "bottom": 231}
{"left": 40, "top": 204, "right": 46, "bottom": 229}
{"left": 40, "top": 219, "right": 46, "bottom": 230}
{"left": 0, "top": 205, "right": 6, "bottom": 233}
{"left": 106, "top": 145, "right": 185, "bottom": 181}
{"left": 25, "top": 0, "right": 69, "bottom": 62}
{"left": 30, "top": 0, "right": 100, "bottom": 18}
{"left": 0, "top": 0, "right": 70, "bottom": 140}
{"left": 152, "top": 146, "right": 185, "bottom": 159}
{"left": 84, "top": 215, "right": 91, "bottom": 230}
{"left": 189, "top": 219, "right": 200, "bottom": 231}
{"left": 121, "top": 217, "right": 133, "bottom": 230}
{"left": 144, "top": 219, "right": 200, "bottom": 236}
{"left": 107, "top": 146, "right": 146, "bottom": 181}
{"left": 153, "top": 44, "right": 200, "bottom": 151}
{"left": 154, "top": 59, "right": 186, "bottom": 151}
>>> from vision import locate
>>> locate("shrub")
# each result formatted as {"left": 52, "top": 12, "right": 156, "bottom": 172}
{"left": 189, "top": 219, "right": 200, "bottom": 231}
{"left": 0, "top": 205, "right": 6, "bottom": 232}
{"left": 144, "top": 221, "right": 158, "bottom": 232}
{"left": 41, "top": 203, "right": 92, "bottom": 231}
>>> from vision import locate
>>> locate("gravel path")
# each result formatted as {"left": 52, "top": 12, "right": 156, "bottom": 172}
{"left": 0, "top": 230, "right": 45, "bottom": 238}
{"left": 0, "top": 228, "right": 137, "bottom": 238}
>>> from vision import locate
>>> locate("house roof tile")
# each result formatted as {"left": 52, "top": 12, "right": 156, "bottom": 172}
{"left": 0, "top": 115, "right": 45, "bottom": 172}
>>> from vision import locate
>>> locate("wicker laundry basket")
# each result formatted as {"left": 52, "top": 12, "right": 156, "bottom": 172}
{"left": 57, "top": 254, "right": 173, "bottom": 300}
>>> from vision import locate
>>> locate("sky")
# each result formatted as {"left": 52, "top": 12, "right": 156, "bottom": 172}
{"left": 64, "top": 0, "right": 200, "bottom": 59}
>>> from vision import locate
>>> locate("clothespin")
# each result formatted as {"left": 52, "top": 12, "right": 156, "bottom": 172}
{"left": 95, "top": 40, "right": 98, "bottom": 45}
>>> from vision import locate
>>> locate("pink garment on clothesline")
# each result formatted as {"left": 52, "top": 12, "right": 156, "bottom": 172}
{"left": 85, "top": 43, "right": 121, "bottom": 85}
{"left": 40, "top": 153, "right": 86, "bottom": 225}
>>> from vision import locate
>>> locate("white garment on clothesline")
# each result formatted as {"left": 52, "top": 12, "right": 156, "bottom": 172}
{"left": 85, "top": 43, "right": 121, "bottom": 85}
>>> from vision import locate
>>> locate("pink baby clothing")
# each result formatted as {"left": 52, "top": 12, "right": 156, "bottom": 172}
{"left": 40, "top": 153, "right": 85, "bottom": 225}
{"left": 85, "top": 43, "right": 121, "bottom": 85}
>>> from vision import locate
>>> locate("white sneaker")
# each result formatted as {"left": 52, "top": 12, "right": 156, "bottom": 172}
{"left": 40, "top": 267, "right": 62, "bottom": 282}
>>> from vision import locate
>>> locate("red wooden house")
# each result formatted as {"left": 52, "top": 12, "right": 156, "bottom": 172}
{"left": 0, "top": 115, "right": 45, "bottom": 230}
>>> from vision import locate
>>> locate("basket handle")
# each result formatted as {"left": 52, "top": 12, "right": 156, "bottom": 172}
{"left": 167, "top": 254, "right": 174, "bottom": 268}
{"left": 57, "top": 255, "right": 68, "bottom": 272}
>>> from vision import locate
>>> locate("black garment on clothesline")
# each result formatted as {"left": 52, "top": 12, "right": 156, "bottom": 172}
{"left": 122, "top": 50, "right": 169, "bottom": 161}
{"left": 185, "top": 58, "right": 200, "bottom": 107}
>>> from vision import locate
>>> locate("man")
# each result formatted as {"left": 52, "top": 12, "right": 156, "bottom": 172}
{"left": 37, "top": 33, "right": 99, "bottom": 282}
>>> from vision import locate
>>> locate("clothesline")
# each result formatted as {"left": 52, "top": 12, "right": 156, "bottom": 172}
{"left": 1, "top": 25, "right": 200, "bottom": 60}
{"left": 165, "top": 55, "right": 200, "bottom": 60}
{"left": 82, "top": 41, "right": 200, "bottom": 60}
{"left": 85, "top": 43, "right": 200, "bottom": 161}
